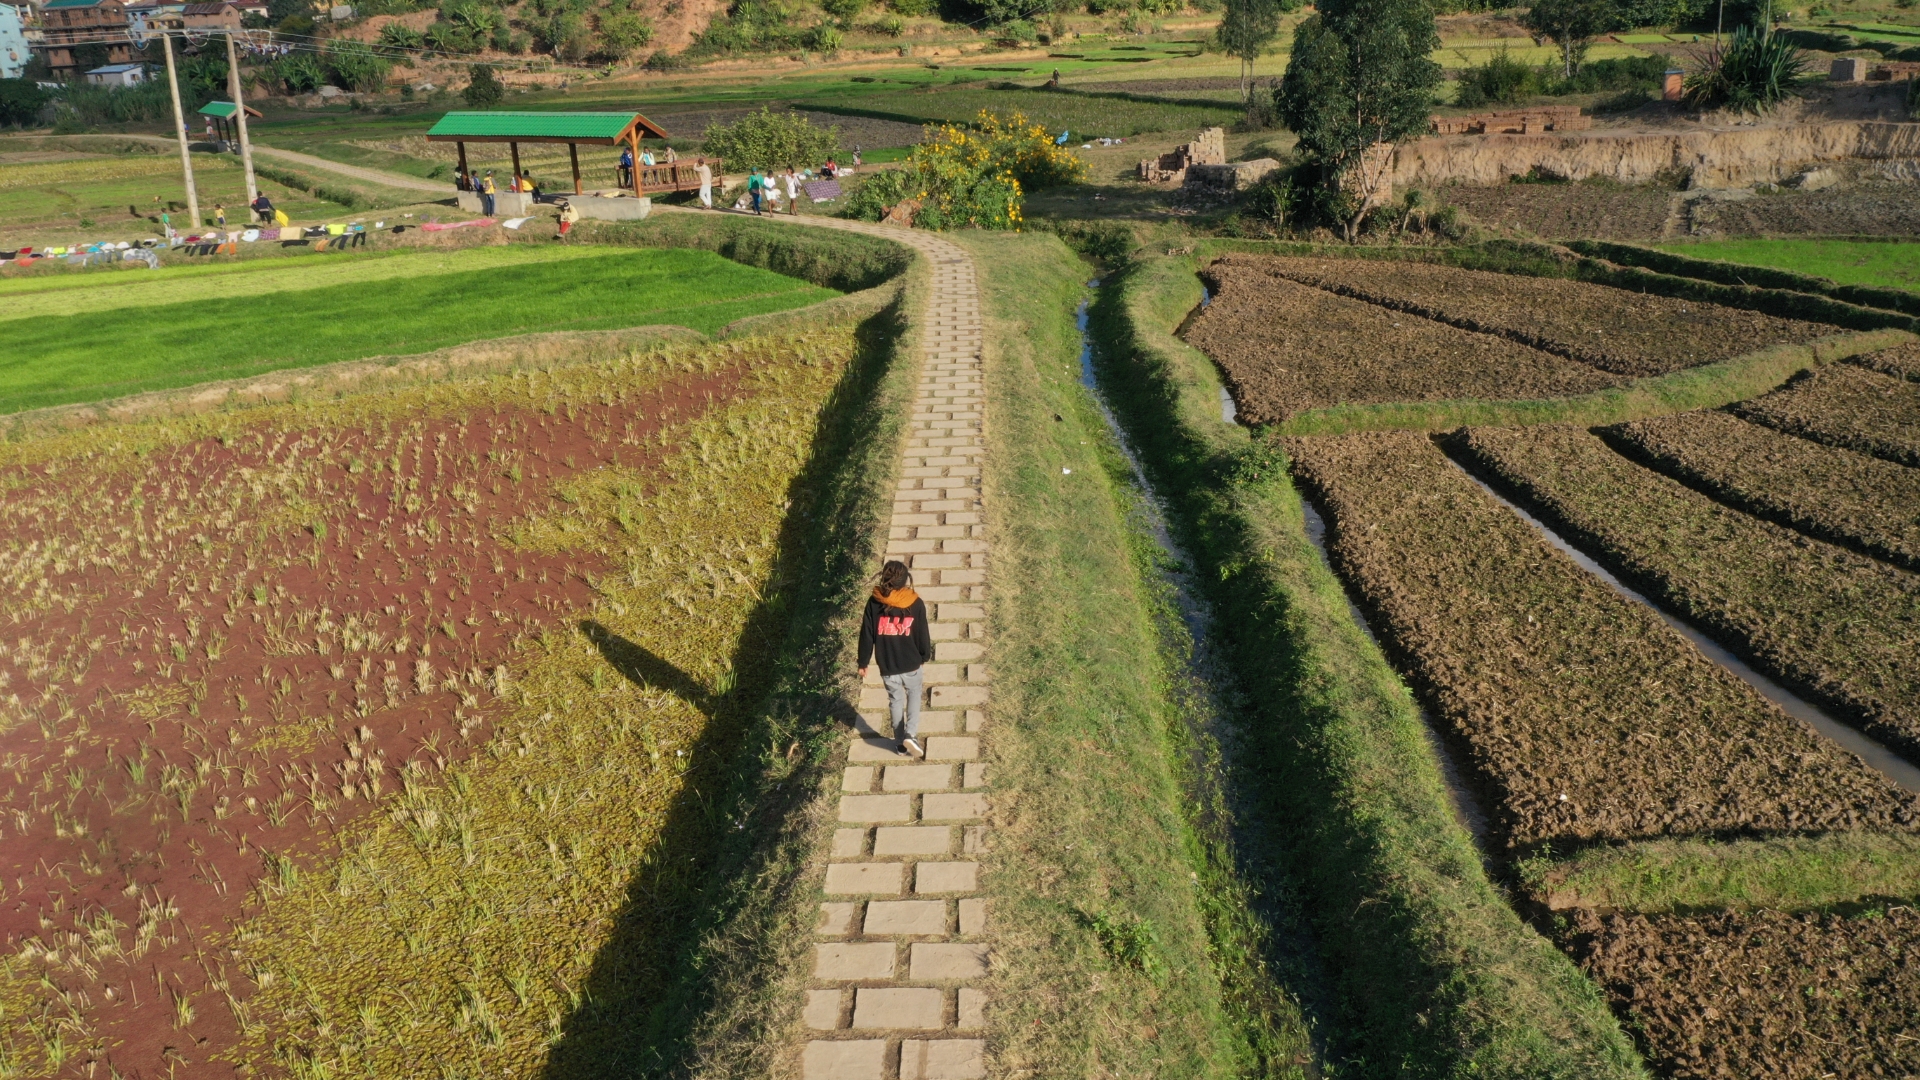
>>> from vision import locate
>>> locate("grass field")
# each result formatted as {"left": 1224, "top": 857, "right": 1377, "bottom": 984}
{"left": 0, "top": 151, "right": 350, "bottom": 238}
{"left": 1655, "top": 238, "right": 1920, "bottom": 294}
{"left": 0, "top": 245, "right": 836, "bottom": 414}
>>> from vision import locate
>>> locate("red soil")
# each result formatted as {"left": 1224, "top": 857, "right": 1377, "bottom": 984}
{"left": 0, "top": 367, "right": 748, "bottom": 1077}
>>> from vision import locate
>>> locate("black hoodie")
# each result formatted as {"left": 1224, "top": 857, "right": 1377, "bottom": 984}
{"left": 857, "top": 586, "right": 932, "bottom": 677}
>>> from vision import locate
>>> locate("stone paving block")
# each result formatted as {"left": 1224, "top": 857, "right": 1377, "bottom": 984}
{"left": 838, "top": 794, "right": 913, "bottom": 823}
{"left": 918, "top": 524, "right": 969, "bottom": 539}
{"left": 842, "top": 766, "right": 874, "bottom": 793}
{"left": 914, "top": 862, "right": 979, "bottom": 894}
{"left": 916, "top": 585, "right": 964, "bottom": 602}
{"left": 957, "top": 988, "right": 987, "bottom": 1030}
{"left": 892, "top": 513, "right": 939, "bottom": 526}
{"left": 863, "top": 899, "right": 948, "bottom": 936}
{"left": 818, "top": 902, "right": 859, "bottom": 936}
{"left": 899, "top": 1039, "right": 987, "bottom": 1080}
{"left": 824, "top": 863, "right": 906, "bottom": 896}
{"left": 934, "top": 641, "right": 985, "bottom": 662}
{"left": 927, "top": 737, "right": 978, "bottom": 762}
{"left": 944, "top": 512, "right": 982, "bottom": 526}
{"left": 852, "top": 987, "right": 945, "bottom": 1031}
{"left": 911, "top": 943, "right": 990, "bottom": 980}
{"left": 917, "top": 501, "right": 971, "bottom": 515}
{"left": 917, "top": 663, "right": 962, "bottom": 685}
{"left": 803, "top": 1039, "right": 887, "bottom": 1080}
{"left": 874, "top": 825, "right": 954, "bottom": 857}
{"left": 962, "top": 826, "right": 988, "bottom": 854}
{"left": 963, "top": 762, "right": 987, "bottom": 788}
{"left": 931, "top": 685, "right": 989, "bottom": 709}
{"left": 958, "top": 897, "right": 988, "bottom": 935}
{"left": 916, "top": 710, "right": 958, "bottom": 734}
{"left": 940, "top": 568, "right": 989, "bottom": 586}
{"left": 814, "top": 941, "right": 895, "bottom": 980}
{"left": 857, "top": 688, "right": 888, "bottom": 709}
{"left": 806, "top": 989, "right": 845, "bottom": 1030}
{"left": 890, "top": 539, "right": 939, "bottom": 554}
{"left": 832, "top": 828, "right": 868, "bottom": 858}
{"left": 910, "top": 553, "right": 966, "bottom": 569}
{"left": 922, "top": 792, "right": 988, "bottom": 821}
{"left": 849, "top": 738, "right": 908, "bottom": 763}
{"left": 883, "top": 764, "right": 955, "bottom": 792}
{"left": 965, "top": 665, "right": 990, "bottom": 683}
{"left": 965, "top": 709, "right": 988, "bottom": 734}
{"left": 941, "top": 539, "right": 989, "bottom": 553}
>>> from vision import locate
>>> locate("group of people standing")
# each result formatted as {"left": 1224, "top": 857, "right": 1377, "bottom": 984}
{"left": 617, "top": 144, "right": 679, "bottom": 187}
{"left": 740, "top": 160, "right": 844, "bottom": 216}
{"left": 455, "top": 169, "right": 542, "bottom": 215}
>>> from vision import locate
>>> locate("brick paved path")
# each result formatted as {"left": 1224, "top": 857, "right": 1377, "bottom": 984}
{"left": 703, "top": 210, "right": 992, "bottom": 1080}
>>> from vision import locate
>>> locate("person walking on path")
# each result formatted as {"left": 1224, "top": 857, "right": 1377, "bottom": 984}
{"left": 695, "top": 157, "right": 714, "bottom": 208}
{"left": 783, "top": 165, "right": 801, "bottom": 215}
{"left": 618, "top": 146, "right": 634, "bottom": 188}
{"left": 480, "top": 170, "right": 497, "bottom": 216}
{"left": 251, "top": 193, "right": 274, "bottom": 225}
{"left": 555, "top": 198, "right": 578, "bottom": 241}
{"left": 858, "top": 560, "right": 932, "bottom": 759}
{"left": 748, "top": 169, "right": 764, "bottom": 215}
{"left": 214, "top": 204, "right": 226, "bottom": 228}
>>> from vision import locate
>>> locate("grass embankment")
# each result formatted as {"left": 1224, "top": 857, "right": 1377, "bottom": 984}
{"left": 1093, "top": 250, "right": 1647, "bottom": 1079}
{"left": 955, "top": 231, "right": 1315, "bottom": 1077}
{"left": 1525, "top": 833, "right": 1920, "bottom": 914}
{"left": 0, "top": 244, "right": 835, "bottom": 415}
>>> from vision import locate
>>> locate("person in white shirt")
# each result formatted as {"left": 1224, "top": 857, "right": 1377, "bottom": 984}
{"left": 695, "top": 158, "right": 714, "bottom": 209}
{"left": 783, "top": 166, "right": 800, "bottom": 215}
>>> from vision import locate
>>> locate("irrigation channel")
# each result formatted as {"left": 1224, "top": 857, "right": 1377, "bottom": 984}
{"left": 1073, "top": 283, "right": 1334, "bottom": 1054}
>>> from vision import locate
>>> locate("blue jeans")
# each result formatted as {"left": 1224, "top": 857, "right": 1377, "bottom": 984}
{"left": 481, "top": 192, "right": 495, "bottom": 215}
{"left": 883, "top": 667, "right": 923, "bottom": 740}
{"left": 751, "top": 189, "right": 762, "bottom": 214}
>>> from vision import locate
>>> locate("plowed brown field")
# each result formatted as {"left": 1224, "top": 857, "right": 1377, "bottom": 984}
{"left": 1848, "top": 341, "right": 1920, "bottom": 381}
{"left": 1569, "top": 905, "right": 1920, "bottom": 1080}
{"left": 1281, "top": 430, "right": 1916, "bottom": 852}
{"left": 1237, "top": 254, "right": 1834, "bottom": 376}
{"left": 1458, "top": 424, "right": 1920, "bottom": 763}
{"left": 1189, "top": 261, "right": 1621, "bottom": 424}
{"left": 1609, "top": 409, "right": 1920, "bottom": 571}
{"left": 1734, "top": 362, "right": 1920, "bottom": 466}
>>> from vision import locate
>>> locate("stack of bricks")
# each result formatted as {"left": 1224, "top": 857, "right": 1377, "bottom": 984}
{"left": 800, "top": 237, "right": 995, "bottom": 1080}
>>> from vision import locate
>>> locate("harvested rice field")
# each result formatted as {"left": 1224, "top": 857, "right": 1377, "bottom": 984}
{"left": 1608, "top": 408, "right": 1920, "bottom": 571}
{"left": 0, "top": 312, "right": 875, "bottom": 1077}
{"left": 1457, "top": 424, "right": 1920, "bottom": 765}
{"left": 1569, "top": 905, "right": 1920, "bottom": 1080}
{"left": 1281, "top": 431, "right": 1918, "bottom": 852}
{"left": 1189, "top": 261, "right": 1621, "bottom": 425}
{"left": 1734, "top": 361, "right": 1920, "bottom": 466}
{"left": 1850, "top": 341, "right": 1920, "bottom": 381}
{"left": 1239, "top": 253, "right": 1835, "bottom": 376}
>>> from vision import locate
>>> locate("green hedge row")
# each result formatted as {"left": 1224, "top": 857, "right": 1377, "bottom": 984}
{"left": 1567, "top": 238, "right": 1920, "bottom": 322}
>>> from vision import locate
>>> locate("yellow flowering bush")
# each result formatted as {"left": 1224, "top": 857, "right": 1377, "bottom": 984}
{"left": 846, "top": 109, "right": 1086, "bottom": 231}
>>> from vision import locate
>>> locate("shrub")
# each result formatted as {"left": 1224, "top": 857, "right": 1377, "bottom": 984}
{"left": 379, "top": 22, "right": 426, "bottom": 49}
{"left": 867, "top": 13, "right": 906, "bottom": 33}
{"left": 271, "top": 52, "right": 325, "bottom": 93}
{"left": 326, "top": 40, "right": 394, "bottom": 91}
{"left": 463, "top": 62, "right": 505, "bottom": 106}
{"left": 890, "top": 0, "right": 932, "bottom": 14}
{"left": 1549, "top": 53, "right": 1667, "bottom": 94}
{"left": 703, "top": 105, "right": 840, "bottom": 169}
{"left": 846, "top": 109, "right": 1085, "bottom": 230}
{"left": 598, "top": 11, "right": 656, "bottom": 57}
{"left": 803, "top": 21, "right": 843, "bottom": 50}
{"left": 1683, "top": 24, "right": 1810, "bottom": 113}
{"left": 822, "top": 0, "right": 865, "bottom": 25}
{"left": 1452, "top": 44, "right": 1538, "bottom": 106}
{"left": 0, "top": 78, "right": 49, "bottom": 127}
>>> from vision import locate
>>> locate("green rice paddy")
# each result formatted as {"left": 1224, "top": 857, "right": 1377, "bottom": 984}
{"left": 0, "top": 245, "right": 836, "bottom": 414}
{"left": 1655, "top": 237, "right": 1920, "bottom": 294}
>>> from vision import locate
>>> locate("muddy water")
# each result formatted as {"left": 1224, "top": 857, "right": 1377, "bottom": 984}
{"left": 1439, "top": 454, "right": 1920, "bottom": 797}
{"left": 1296, "top": 496, "right": 1496, "bottom": 845}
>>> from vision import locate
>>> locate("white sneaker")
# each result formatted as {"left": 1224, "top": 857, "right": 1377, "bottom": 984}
{"left": 900, "top": 737, "right": 925, "bottom": 760}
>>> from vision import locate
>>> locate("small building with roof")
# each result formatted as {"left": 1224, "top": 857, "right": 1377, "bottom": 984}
{"left": 85, "top": 61, "right": 145, "bottom": 85}
{"left": 198, "top": 99, "right": 260, "bottom": 148}
{"left": 425, "top": 110, "right": 714, "bottom": 219}
{"left": 0, "top": 3, "right": 30, "bottom": 80}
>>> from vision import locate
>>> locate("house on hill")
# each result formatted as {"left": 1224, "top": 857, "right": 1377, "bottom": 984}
{"left": 85, "top": 60, "right": 144, "bottom": 84}
{"left": 35, "top": 0, "right": 133, "bottom": 79}
{"left": 0, "top": 3, "right": 30, "bottom": 79}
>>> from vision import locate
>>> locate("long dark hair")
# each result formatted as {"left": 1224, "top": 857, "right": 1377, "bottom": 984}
{"left": 879, "top": 560, "right": 911, "bottom": 592}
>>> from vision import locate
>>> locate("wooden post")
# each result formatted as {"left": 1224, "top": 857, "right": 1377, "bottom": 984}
{"left": 629, "top": 131, "right": 641, "bottom": 198}
{"left": 160, "top": 33, "right": 200, "bottom": 230}
{"left": 570, "top": 142, "right": 581, "bottom": 195}
{"left": 510, "top": 141, "right": 521, "bottom": 188}
{"left": 225, "top": 32, "right": 257, "bottom": 208}
{"left": 456, "top": 140, "right": 468, "bottom": 185}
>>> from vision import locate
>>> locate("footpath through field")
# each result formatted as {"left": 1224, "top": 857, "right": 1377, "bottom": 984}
{"left": 116, "top": 133, "right": 450, "bottom": 193}
{"left": 685, "top": 206, "right": 993, "bottom": 1079}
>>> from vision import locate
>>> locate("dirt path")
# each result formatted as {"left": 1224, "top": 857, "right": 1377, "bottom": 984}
{"left": 691, "top": 207, "right": 994, "bottom": 1080}
{"left": 114, "top": 133, "right": 449, "bottom": 193}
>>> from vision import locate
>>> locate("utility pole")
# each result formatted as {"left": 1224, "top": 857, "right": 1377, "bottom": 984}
{"left": 225, "top": 32, "right": 258, "bottom": 209}
{"left": 160, "top": 32, "right": 200, "bottom": 231}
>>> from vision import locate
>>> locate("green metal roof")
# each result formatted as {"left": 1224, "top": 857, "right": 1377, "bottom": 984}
{"left": 44, "top": 0, "right": 110, "bottom": 9}
{"left": 425, "top": 110, "right": 669, "bottom": 143}
{"left": 200, "top": 101, "right": 237, "bottom": 118}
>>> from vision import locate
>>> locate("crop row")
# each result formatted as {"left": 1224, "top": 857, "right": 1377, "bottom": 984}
{"left": 1734, "top": 361, "right": 1920, "bottom": 466}
{"left": 1609, "top": 408, "right": 1920, "bottom": 571}
{"left": 1280, "top": 431, "right": 1915, "bottom": 853}
{"left": 1456, "top": 424, "right": 1920, "bottom": 763}
{"left": 1189, "top": 260, "right": 1621, "bottom": 424}
{"left": 1847, "top": 341, "right": 1920, "bottom": 380}
{"left": 1254, "top": 254, "right": 1834, "bottom": 377}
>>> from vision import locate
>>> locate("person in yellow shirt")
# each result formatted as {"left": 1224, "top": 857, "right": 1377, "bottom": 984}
{"left": 480, "top": 170, "right": 497, "bottom": 215}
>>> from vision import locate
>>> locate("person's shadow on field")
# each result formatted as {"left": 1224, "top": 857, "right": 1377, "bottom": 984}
{"left": 580, "top": 620, "right": 713, "bottom": 715}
